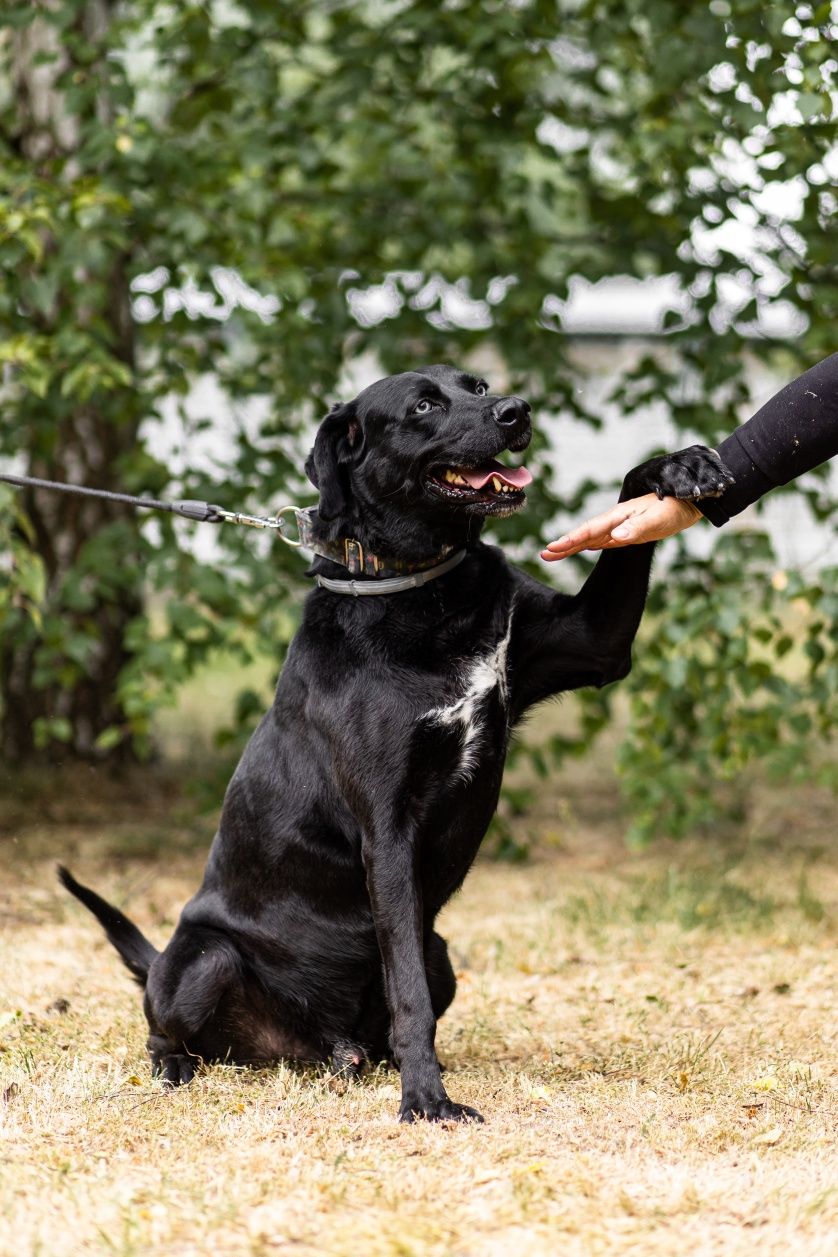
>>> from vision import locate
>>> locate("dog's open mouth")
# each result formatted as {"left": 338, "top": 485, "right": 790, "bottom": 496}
{"left": 426, "top": 458, "right": 533, "bottom": 514}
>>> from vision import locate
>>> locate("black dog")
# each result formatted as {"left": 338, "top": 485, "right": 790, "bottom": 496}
{"left": 61, "top": 365, "right": 731, "bottom": 1123}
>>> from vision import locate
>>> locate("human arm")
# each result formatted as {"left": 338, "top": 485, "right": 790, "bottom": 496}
{"left": 542, "top": 352, "right": 838, "bottom": 558}
{"left": 698, "top": 350, "right": 838, "bottom": 525}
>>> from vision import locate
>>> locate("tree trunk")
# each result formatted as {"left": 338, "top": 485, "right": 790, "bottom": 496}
{"left": 0, "top": 434, "right": 144, "bottom": 765}
{"left": 1, "top": 2, "right": 144, "bottom": 764}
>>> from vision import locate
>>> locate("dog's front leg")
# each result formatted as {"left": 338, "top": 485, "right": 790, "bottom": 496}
{"left": 363, "top": 830, "right": 483, "bottom": 1124}
{"left": 510, "top": 445, "right": 733, "bottom": 712}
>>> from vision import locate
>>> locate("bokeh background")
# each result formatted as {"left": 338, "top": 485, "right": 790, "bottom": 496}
{"left": 1, "top": 0, "right": 836, "bottom": 845}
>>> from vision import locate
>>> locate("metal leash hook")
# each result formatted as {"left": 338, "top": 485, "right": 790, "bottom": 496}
{"left": 214, "top": 504, "right": 303, "bottom": 547}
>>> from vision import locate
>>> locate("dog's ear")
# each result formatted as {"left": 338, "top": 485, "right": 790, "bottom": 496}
{"left": 305, "top": 402, "right": 359, "bottom": 521}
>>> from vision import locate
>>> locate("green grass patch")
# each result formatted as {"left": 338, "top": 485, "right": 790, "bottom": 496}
{"left": 562, "top": 862, "right": 779, "bottom": 935}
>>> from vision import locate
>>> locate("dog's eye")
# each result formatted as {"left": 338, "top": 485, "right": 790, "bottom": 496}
{"left": 475, "top": 382, "right": 488, "bottom": 396}
{"left": 413, "top": 399, "right": 435, "bottom": 415}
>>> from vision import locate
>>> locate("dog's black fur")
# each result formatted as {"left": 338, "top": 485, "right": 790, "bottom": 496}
{"left": 61, "top": 365, "right": 731, "bottom": 1122}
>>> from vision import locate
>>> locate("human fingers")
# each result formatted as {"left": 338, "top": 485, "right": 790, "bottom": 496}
{"left": 540, "top": 498, "right": 655, "bottom": 561}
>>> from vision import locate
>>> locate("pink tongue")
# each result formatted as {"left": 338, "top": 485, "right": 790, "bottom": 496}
{"left": 460, "top": 459, "right": 533, "bottom": 491}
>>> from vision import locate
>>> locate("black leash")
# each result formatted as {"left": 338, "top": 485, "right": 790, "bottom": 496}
{"left": 0, "top": 471, "right": 299, "bottom": 536}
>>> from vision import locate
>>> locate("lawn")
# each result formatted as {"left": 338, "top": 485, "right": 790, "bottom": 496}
{"left": 1, "top": 728, "right": 837, "bottom": 1256}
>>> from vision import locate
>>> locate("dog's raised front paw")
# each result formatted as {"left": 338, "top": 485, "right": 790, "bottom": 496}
{"left": 399, "top": 1095, "right": 484, "bottom": 1124}
{"left": 626, "top": 444, "right": 735, "bottom": 503}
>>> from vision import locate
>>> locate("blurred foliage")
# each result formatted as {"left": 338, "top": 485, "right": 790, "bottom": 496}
{"left": 621, "top": 539, "right": 838, "bottom": 845}
{"left": 0, "top": 1, "right": 835, "bottom": 839}
{"left": 0, "top": 485, "right": 46, "bottom": 632}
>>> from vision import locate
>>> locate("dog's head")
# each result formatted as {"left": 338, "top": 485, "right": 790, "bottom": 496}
{"left": 305, "top": 365, "right": 532, "bottom": 555}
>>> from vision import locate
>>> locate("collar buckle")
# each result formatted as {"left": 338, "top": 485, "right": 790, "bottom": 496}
{"left": 343, "top": 537, "right": 365, "bottom": 573}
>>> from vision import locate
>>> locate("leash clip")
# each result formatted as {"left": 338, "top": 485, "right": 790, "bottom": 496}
{"left": 213, "top": 503, "right": 304, "bottom": 546}
{"left": 274, "top": 505, "right": 303, "bottom": 547}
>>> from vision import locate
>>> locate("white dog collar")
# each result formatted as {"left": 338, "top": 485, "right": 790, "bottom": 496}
{"left": 314, "top": 549, "right": 467, "bottom": 596}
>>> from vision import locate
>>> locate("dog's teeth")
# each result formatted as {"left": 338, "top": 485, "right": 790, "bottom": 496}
{"left": 444, "top": 469, "right": 455, "bottom": 483}
{"left": 491, "top": 477, "right": 502, "bottom": 492}
{"left": 453, "top": 473, "right": 467, "bottom": 486}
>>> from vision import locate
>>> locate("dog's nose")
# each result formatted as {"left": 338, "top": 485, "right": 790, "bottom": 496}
{"left": 491, "top": 398, "right": 531, "bottom": 449}
{"left": 492, "top": 397, "right": 531, "bottom": 427}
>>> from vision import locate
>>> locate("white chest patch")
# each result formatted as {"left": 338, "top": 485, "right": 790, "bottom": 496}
{"left": 424, "top": 609, "right": 514, "bottom": 782}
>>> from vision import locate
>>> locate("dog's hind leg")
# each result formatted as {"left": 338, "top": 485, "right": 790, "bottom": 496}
{"left": 147, "top": 1030, "right": 200, "bottom": 1086}
{"left": 330, "top": 1039, "right": 369, "bottom": 1079}
{"left": 426, "top": 932, "right": 457, "bottom": 1021}
{"left": 144, "top": 931, "right": 240, "bottom": 1086}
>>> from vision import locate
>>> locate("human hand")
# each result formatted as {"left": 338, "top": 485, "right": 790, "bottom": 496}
{"left": 541, "top": 493, "right": 703, "bottom": 561}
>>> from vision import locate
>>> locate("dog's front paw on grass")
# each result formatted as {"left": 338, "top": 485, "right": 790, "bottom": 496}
{"left": 398, "top": 1096, "right": 484, "bottom": 1124}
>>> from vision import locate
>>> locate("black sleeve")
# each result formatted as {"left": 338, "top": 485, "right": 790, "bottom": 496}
{"left": 699, "top": 352, "right": 838, "bottom": 526}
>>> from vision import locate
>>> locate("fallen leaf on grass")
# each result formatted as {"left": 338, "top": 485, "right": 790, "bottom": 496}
{"left": 677, "top": 1072, "right": 690, "bottom": 1093}
{"left": 747, "top": 1076, "right": 778, "bottom": 1092}
{"left": 520, "top": 1080, "right": 553, "bottom": 1104}
{"left": 751, "top": 1125, "right": 784, "bottom": 1147}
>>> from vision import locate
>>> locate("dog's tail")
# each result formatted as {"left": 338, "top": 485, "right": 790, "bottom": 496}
{"left": 57, "top": 865, "right": 159, "bottom": 987}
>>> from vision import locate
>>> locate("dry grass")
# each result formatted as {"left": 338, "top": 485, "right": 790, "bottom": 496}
{"left": 1, "top": 762, "right": 837, "bottom": 1257}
